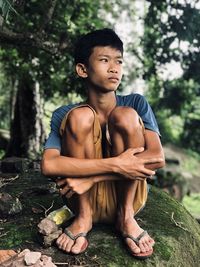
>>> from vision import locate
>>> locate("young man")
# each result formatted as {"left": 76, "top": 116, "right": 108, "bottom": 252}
{"left": 41, "top": 28, "right": 165, "bottom": 259}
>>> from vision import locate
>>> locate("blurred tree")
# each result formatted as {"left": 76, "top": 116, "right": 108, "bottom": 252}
{"left": 142, "top": 0, "right": 200, "bottom": 152}
{"left": 0, "top": 0, "right": 119, "bottom": 157}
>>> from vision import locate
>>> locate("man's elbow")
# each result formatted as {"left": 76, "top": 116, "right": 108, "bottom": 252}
{"left": 41, "top": 158, "right": 52, "bottom": 176}
{"left": 157, "top": 153, "right": 166, "bottom": 169}
{"left": 157, "top": 159, "right": 165, "bottom": 169}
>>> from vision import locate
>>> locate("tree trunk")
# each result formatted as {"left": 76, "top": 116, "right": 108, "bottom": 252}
{"left": 5, "top": 74, "right": 46, "bottom": 158}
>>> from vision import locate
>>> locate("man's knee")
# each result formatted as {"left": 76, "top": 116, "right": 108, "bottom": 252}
{"left": 66, "top": 107, "right": 94, "bottom": 138}
{"left": 108, "top": 106, "right": 142, "bottom": 133}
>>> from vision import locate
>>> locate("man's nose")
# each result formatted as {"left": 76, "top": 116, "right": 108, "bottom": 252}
{"left": 108, "top": 64, "right": 118, "bottom": 73}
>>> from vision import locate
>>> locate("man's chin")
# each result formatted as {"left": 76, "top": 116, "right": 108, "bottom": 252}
{"left": 102, "top": 86, "right": 119, "bottom": 92}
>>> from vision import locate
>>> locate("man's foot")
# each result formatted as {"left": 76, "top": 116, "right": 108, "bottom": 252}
{"left": 116, "top": 216, "right": 155, "bottom": 257}
{"left": 56, "top": 216, "right": 92, "bottom": 254}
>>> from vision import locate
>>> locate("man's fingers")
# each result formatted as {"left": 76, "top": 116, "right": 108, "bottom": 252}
{"left": 143, "top": 168, "right": 155, "bottom": 176}
{"left": 136, "top": 168, "right": 155, "bottom": 177}
{"left": 59, "top": 185, "right": 70, "bottom": 195}
{"left": 56, "top": 178, "right": 66, "bottom": 186}
{"left": 65, "top": 190, "right": 75, "bottom": 198}
{"left": 143, "top": 158, "right": 163, "bottom": 165}
{"left": 131, "top": 147, "right": 144, "bottom": 155}
{"left": 126, "top": 172, "right": 149, "bottom": 180}
{"left": 133, "top": 172, "right": 147, "bottom": 178}
{"left": 135, "top": 177, "right": 146, "bottom": 181}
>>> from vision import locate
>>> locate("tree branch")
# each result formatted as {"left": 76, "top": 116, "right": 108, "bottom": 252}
{"left": 0, "top": 25, "right": 60, "bottom": 54}
{"left": 0, "top": 0, "right": 62, "bottom": 54}
{"left": 39, "top": 0, "right": 58, "bottom": 32}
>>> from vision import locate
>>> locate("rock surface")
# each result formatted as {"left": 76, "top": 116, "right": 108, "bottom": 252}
{"left": 1, "top": 157, "right": 29, "bottom": 173}
{"left": 37, "top": 218, "right": 62, "bottom": 247}
{"left": 38, "top": 218, "right": 59, "bottom": 236}
{"left": 24, "top": 251, "right": 41, "bottom": 265}
{"left": 0, "top": 170, "right": 199, "bottom": 267}
{"left": 0, "top": 250, "right": 17, "bottom": 264}
{"left": 0, "top": 192, "right": 22, "bottom": 217}
{"left": 1, "top": 249, "right": 56, "bottom": 267}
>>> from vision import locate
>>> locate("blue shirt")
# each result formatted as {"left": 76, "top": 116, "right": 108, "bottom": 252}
{"left": 44, "top": 94, "right": 160, "bottom": 151}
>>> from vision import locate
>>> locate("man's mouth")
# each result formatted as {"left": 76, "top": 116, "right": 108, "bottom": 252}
{"left": 108, "top": 77, "right": 119, "bottom": 82}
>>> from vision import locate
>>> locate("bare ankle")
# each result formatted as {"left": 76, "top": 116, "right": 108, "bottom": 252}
{"left": 117, "top": 206, "right": 134, "bottom": 221}
{"left": 76, "top": 209, "right": 93, "bottom": 224}
{"left": 79, "top": 207, "right": 92, "bottom": 216}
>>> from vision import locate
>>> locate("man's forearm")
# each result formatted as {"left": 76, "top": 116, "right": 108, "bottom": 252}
{"left": 42, "top": 154, "right": 118, "bottom": 177}
{"left": 42, "top": 148, "right": 162, "bottom": 180}
{"left": 136, "top": 149, "right": 165, "bottom": 170}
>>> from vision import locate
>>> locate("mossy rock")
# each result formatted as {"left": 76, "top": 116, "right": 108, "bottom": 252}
{"left": 82, "top": 186, "right": 200, "bottom": 267}
{"left": 40, "top": 186, "right": 200, "bottom": 267}
{"left": 0, "top": 171, "right": 200, "bottom": 266}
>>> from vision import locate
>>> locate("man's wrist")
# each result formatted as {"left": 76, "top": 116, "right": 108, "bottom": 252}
{"left": 106, "top": 156, "right": 120, "bottom": 174}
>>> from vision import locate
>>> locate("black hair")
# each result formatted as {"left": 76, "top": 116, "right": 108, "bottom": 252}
{"left": 74, "top": 28, "right": 123, "bottom": 65}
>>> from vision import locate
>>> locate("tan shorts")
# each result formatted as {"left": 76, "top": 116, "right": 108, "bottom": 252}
{"left": 60, "top": 104, "right": 148, "bottom": 223}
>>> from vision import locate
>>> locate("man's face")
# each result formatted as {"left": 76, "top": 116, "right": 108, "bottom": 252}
{"left": 85, "top": 46, "right": 123, "bottom": 92}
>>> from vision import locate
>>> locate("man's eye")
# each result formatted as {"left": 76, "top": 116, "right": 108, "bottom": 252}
{"left": 100, "top": 58, "right": 108, "bottom": 62}
{"left": 117, "top": 60, "right": 123, "bottom": 64}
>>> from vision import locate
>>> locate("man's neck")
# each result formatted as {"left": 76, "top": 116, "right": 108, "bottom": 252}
{"left": 86, "top": 90, "right": 117, "bottom": 117}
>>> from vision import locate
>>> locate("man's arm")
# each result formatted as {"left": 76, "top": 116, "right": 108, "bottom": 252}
{"left": 41, "top": 146, "right": 163, "bottom": 179}
{"left": 42, "top": 130, "right": 164, "bottom": 197}
{"left": 135, "top": 129, "right": 165, "bottom": 170}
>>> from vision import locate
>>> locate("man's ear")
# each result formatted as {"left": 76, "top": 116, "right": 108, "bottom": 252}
{"left": 76, "top": 63, "right": 88, "bottom": 78}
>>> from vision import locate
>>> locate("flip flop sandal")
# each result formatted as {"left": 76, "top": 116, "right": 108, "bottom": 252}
{"left": 63, "top": 228, "right": 89, "bottom": 254}
{"left": 123, "top": 230, "right": 154, "bottom": 260}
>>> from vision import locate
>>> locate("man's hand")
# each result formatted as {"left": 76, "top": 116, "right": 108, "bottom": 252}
{"left": 116, "top": 147, "right": 163, "bottom": 180}
{"left": 56, "top": 177, "right": 95, "bottom": 198}
{"left": 54, "top": 146, "right": 164, "bottom": 198}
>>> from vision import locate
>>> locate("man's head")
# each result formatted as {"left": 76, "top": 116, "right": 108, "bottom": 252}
{"left": 74, "top": 28, "right": 123, "bottom": 66}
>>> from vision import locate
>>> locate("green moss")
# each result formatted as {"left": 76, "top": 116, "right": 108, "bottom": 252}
{"left": 0, "top": 171, "right": 62, "bottom": 249}
{"left": 1, "top": 171, "right": 200, "bottom": 267}
{"left": 153, "top": 236, "right": 173, "bottom": 261}
{"left": 1, "top": 221, "right": 36, "bottom": 249}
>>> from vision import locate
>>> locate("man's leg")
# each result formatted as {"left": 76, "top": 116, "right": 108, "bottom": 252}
{"left": 56, "top": 106, "right": 96, "bottom": 254}
{"left": 108, "top": 106, "right": 155, "bottom": 255}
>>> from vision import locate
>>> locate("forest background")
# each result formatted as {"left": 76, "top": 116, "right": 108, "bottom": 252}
{"left": 0, "top": 0, "right": 199, "bottom": 215}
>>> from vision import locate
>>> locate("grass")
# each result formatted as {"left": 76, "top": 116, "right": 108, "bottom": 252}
{"left": 182, "top": 149, "right": 200, "bottom": 176}
{"left": 182, "top": 193, "right": 200, "bottom": 219}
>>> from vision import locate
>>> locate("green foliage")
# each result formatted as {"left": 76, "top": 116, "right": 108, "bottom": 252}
{"left": 183, "top": 193, "right": 200, "bottom": 219}
{"left": 156, "top": 111, "right": 183, "bottom": 144}
{"left": 0, "top": 63, "right": 11, "bottom": 130}
{"left": 0, "top": 0, "right": 114, "bottom": 142}
{"left": 0, "top": 0, "right": 18, "bottom": 21}
{"left": 0, "top": 0, "right": 112, "bottom": 98}
{"left": 182, "top": 118, "right": 200, "bottom": 153}
{"left": 1, "top": 0, "right": 199, "bottom": 155}
{"left": 143, "top": 0, "right": 200, "bottom": 152}
{"left": 0, "top": 149, "right": 5, "bottom": 158}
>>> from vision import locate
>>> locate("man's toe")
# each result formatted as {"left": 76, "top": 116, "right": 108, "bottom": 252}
{"left": 56, "top": 233, "right": 73, "bottom": 252}
{"left": 139, "top": 235, "right": 154, "bottom": 252}
{"left": 65, "top": 239, "right": 74, "bottom": 252}
{"left": 127, "top": 239, "right": 140, "bottom": 254}
{"left": 71, "top": 237, "right": 87, "bottom": 254}
{"left": 56, "top": 233, "right": 65, "bottom": 246}
{"left": 138, "top": 241, "right": 146, "bottom": 253}
{"left": 149, "top": 238, "right": 155, "bottom": 246}
{"left": 141, "top": 241, "right": 150, "bottom": 252}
